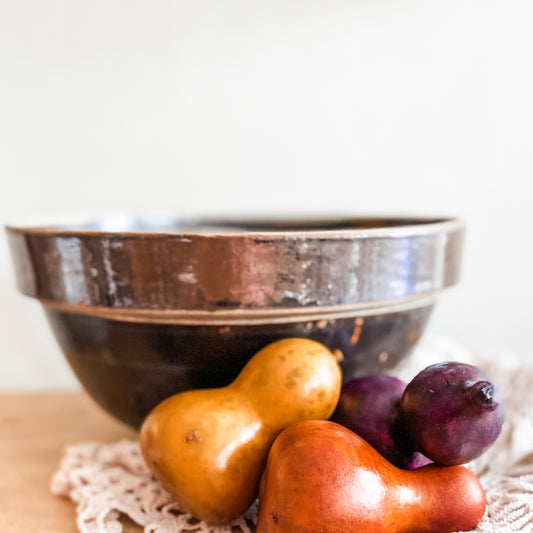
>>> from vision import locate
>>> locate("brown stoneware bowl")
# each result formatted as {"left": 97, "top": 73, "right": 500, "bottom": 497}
{"left": 6, "top": 215, "right": 464, "bottom": 428}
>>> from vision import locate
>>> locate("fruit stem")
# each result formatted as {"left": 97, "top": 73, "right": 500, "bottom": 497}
{"left": 332, "top": 349, "right": 344, "bottom": 363}
{"left": 468, "top": 380, "right": 498, "bottom": 410}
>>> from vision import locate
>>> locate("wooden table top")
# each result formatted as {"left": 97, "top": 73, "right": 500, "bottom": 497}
{"left": 0, "top": 391, "right": 142, "bottom": 533}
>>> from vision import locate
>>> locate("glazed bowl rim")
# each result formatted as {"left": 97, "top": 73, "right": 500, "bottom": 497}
{"left": 6, "top": 213, "right": 465, "bottom": 320}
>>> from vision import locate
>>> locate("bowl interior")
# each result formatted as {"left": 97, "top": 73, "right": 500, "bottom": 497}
{"left": 34, "top": 215, "right": 451, "bottom": 235}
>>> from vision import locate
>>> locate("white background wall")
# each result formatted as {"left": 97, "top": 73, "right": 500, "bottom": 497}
{"left": 1, "top": 0, "right": 532, "bottom": 390}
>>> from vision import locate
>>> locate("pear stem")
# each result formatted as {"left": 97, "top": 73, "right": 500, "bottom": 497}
{"left": 468, "top": 380, "right": 498, "bottom": 410}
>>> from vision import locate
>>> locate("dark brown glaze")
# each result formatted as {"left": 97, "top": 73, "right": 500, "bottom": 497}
{"left": 6, "top": 216, "right": 463, "bottom": 428}
{"left": 7, "top": 217, "right": 463, "bottom": 312}
{"left": 44, "top": 305, "right": 433, "bottom": 428}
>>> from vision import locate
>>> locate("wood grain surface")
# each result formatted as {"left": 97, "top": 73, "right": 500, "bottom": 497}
{"left": 0, "top": 391, "right": 141, "bottom": 533}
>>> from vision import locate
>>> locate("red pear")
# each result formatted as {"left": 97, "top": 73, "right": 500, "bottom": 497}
{"left": 257, "top": 420, "right": 486, "bottom": 533}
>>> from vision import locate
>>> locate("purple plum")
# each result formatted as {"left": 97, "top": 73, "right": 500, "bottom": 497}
{"left": 332, "top": 375, "right": 431, "bottom": 469}
{"left": 399, "top": 361, "right": 505, "bottom": 465}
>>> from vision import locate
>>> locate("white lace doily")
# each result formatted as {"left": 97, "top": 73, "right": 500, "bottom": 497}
{"left": 51, "top": 338, "right": 533, "bottom": 533}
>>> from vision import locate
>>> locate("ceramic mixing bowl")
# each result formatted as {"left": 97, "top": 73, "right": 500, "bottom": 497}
{"left": 6, "top": 215, "right": 464, "bottom": 427}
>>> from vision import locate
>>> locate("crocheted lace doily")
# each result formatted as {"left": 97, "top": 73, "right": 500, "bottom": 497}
{"left": 51, "top": 338, "right": 533, "bottom": 533}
